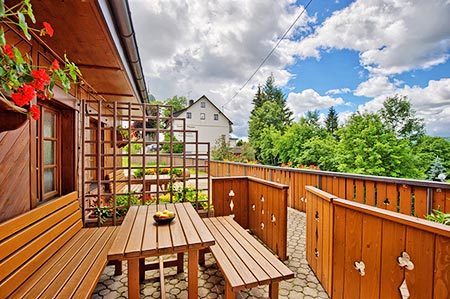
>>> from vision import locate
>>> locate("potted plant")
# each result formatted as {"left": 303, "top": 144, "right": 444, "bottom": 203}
{"left": 0, "top": 1, "right": 80, "bottom": 132}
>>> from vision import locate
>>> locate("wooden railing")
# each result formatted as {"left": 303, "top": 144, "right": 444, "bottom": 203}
{"left": 211, "top": 176, "right": 289, "bottom": 260}
{"left": 305, "top": 186, "right": 450, "bottom": 298}
{"left": 210, "top": 160, "right": 450, "bottom": 218}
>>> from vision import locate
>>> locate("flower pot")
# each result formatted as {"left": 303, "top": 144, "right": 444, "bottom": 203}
{"left": 0, "top": 100, "right": 28, "bottom": 133}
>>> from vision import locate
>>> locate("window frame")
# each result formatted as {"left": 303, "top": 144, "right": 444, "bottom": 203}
{"left": 200, "top": 101, "right": 206, "bottom": 108}
{"left": 187, "top": 112, "right": 192, "bottom": 119}
{"left": 214, "top": 113, "right": 219, "bottom": 120}
{"left": 37, "top": 105, "right": 61, "bottom": 201}
{"left": 200, "top": 113, "right": 205, "bottom": 120}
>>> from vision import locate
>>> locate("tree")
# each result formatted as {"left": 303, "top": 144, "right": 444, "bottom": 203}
{"left": 412, "top": 136, "right": 450, "bottom": 179}
{"left": 240, "top": 142, "right": 256, "bottom": 162}
{"left": 211, "top": 135, "right": 232, "bottom": 161}
{"left": 162, "top": 95, "right": 188, "bottom": 116}
{"left": 428, "top": 156, "right": 446, "bottom": 181}
{"left": 248, "top": 75, "right": 293, "bottom": 162}
{"left": 379, "top": 95, "right": 425, "bottom": 142}
{"left": 161, "top": 133, "right": 184, "bottom": 153}
{"left": 299, "top": 135, "right": 339, "bottom": 171}
{"left": 336, "top": 112, "right": 419, "bottom": 178}
{"left": 325, "top": 106, "right": 339, "bottom": 138}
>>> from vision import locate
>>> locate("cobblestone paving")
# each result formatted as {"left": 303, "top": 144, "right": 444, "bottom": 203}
{"left": 92, "top": 208, "right": 329, "bottom": 299}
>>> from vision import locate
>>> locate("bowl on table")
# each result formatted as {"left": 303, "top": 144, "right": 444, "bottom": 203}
{"left": 153, "top": 211, "right": 176, "bottom": 224}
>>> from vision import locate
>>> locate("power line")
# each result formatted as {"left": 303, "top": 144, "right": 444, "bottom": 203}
{"left": 222, "top": 0, "right": 314, "bottom": 110}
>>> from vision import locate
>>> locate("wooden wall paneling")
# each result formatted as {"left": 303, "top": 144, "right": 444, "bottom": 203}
{"left": 0, "top": 124, "right": 31, "bottom": 222}
{"left": 399, "top": 185, "right": 412, "bottom": 216}
{"left": 433, "top": 235, "right": 450, "bottom": 298}
{"left": 355, "top": 179, "right": 365, "bottom": 204}
{"left": 305, "top": 191, "right": 313, "bottom": 267}
{"left": 379, "top": 220, "right": 406, "bottom": 298}
{"left": 332, "top": 205, "right": 346, "bottom": 299}
{"left": 385, "top": 183, "right": 399, "bottom": 213}
{"left": 432, "top": 189, "right": 446, "bottom": 212}
{"left": 412, "top": 187, "right": 428, "bottom": 218}
{"left": 342, "top": 209, "right": 363, "bottom": 299}
{"left": 405, "top": 227, "right": 434, "bottom": 298}
{"left": 360, "top": 214, "right": 382, "bottom": 298}
{"left": 248, "top": 179, "right": 258, "bottom": 233}
{"left": 233, "top": 178, "right": 247, "bottom": 228}
{"left": 345, "top": 179, "right": 354, "bottom": 201}
{"left": 261, "top": 184, "right": 270, "bottom": 246}
{"left": 365, "top": 180, "right": 376, "bottom": 207}
{"left": 280, "top": 186, "right": 288, "bottom": 260}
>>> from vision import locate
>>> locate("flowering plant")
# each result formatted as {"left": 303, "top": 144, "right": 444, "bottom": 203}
{"left": 0, "top": 1, "right": 81, "bottom": 120}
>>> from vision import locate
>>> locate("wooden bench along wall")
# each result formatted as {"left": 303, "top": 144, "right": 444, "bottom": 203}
{"left": 203, "top": 216, "right": 294, "bottom": 299}
{"left": 0, "top": 191, "right": 120, "bottom": 298}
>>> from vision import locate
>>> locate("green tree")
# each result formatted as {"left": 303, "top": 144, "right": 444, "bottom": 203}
{"left": 211, "top": 135, "right": 232, "bottom": 161}
{"left": 427, "top": 156, "right": 447, "bottom": 181}
{"left": 379, "top": 95, "right": 425, "bottom": 142}
{"left": 256, "top": 127, "right": 281, "bottom": 165}
{"left": 336, "top": 112, "right": 418, "bottom": 178}
{"left": 299, "top": 135, "right": 339, "bottom": 171}
{"left": 276, "top": 117, "right": 328, "bottom": 166}
{"left": 412, "top": 136, "right": 450, "bottom": 179}
{"left": 161, "top": 133, "right": 184, "bottom": 153}
{"left": 239, "top": 142, "right": 256, "bottom": 162}
{"left": 325, "top": 106, "right": 339, "bottom": 138}
{"left": 248, "top": 101, "right": 284, "bottom": 161}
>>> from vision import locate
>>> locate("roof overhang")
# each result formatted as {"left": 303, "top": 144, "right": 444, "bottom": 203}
{"left": 7, "top": 0, "right": 148, "bottom": 104}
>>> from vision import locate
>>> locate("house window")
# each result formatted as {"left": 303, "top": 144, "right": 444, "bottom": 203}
{"left": 187, "top": 112, "right": 192, "bottom": 119}
{"left": 201, "top": 102, "right": 206, "bottom": 108}
{"left": 214, "top": 114, "right": 219, "bottom": 120}
{"left": 37, "top": 107, "right": 59, "bottom": 200}
{"left": 200, "top": 113, "right": 205, "bottom": 120}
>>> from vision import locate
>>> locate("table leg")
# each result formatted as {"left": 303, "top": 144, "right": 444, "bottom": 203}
{"left": 177, "top": 252, "right": 184, "bottom": 273}
{"left": 128, "top": 259, "right": 140, "bottom": 299}
{"left": 188, "top": 249, "right": 199, "bottom": 299}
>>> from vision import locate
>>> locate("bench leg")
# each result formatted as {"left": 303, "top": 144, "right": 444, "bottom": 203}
{"left": 108, "top": 260, "right": 123, "bottom": 275}
{"left": 269, "top": 282, "right": 279, "bottom": 299}
{"left": 224, "top": 281, "right": 236, "bottom": 299}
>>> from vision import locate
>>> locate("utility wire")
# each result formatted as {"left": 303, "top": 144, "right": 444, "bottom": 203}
{"left": 222, "top": 0, "right": 314, "bottom": 110}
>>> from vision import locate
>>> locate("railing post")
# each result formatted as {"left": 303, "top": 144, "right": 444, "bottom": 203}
{"left": 426, "top": 187, "right": 433, "bottom": 215}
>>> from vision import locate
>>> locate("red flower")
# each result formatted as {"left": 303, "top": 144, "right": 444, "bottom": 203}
{"left": 3, "top": 44, "right": 15, "bottom": 59}
{"left": 31, "top": 69, "right": 51, "bottom": 91}
{"left": 30, "top": 105, "right": 40, "bottom": 120}
{"left": 43, "top": 22, "right": 54, "bottom": 37}
{"left": 11, "top": 84, "right": 36, "bottom": 107}
{"left": 51, "top": 59, "right": 60, "bottom": 71}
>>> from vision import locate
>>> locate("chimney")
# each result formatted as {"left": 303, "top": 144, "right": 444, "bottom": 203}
{"left": 189, "top": 99, "right": 194, "bottom": 106}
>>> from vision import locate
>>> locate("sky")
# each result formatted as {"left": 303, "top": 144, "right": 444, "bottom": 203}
{"left": 128, "top": 0, "right": 450, "bottom": 139}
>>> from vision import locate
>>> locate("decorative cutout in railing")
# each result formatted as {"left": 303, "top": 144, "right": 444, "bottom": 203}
{"left": 354, "top": 261, "right": 365, "bottom": 276}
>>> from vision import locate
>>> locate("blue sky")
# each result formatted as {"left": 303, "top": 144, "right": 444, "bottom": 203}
{"left": 129, "top": 0, "right": 450, "bottom": 138}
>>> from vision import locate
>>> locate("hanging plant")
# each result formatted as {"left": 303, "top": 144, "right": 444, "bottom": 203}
{"left": 0, "top": 1, "right": 81, "bottom": 120}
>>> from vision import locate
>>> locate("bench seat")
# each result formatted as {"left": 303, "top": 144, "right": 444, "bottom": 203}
{"left": 107, "top": 169, "right": 143, "bottom": 194}
{"left": 0, "top": 192, "right": 120, "bottom": 298}
{"left": 203, "top": 216, "right": 295, "bottom": 299}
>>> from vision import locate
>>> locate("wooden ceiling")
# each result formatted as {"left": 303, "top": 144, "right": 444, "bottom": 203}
{"left": 7, "top": 0, "right": 141, "bottom": 104}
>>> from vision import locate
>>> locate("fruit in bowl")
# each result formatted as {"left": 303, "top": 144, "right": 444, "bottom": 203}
{"left": 153, "top": 210, "right": 176, "bottom": 224}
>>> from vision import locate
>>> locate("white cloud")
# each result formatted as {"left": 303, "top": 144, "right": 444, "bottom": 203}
{"left": 357, "top": 78, "right": 450, "bottom": 136}
{"left": 295, "top": 0, "right": 450, "bottom": 76}
{"left": 326, "top": 88, "right": 351, "bottom": 95}
{"left": 129, "top": 0, "right": 314, "bottom": 137}
{"left": 287, "top": 89, "right": 345, "bottom": 120}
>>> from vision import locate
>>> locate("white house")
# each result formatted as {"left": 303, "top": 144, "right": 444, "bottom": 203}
{"left": 173, "top": 95, "right": 233, "bottom": 154}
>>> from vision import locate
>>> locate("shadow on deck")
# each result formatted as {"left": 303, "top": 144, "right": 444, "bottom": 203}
{"left": 92, "top": 208, "right": 329, "bottom": 299}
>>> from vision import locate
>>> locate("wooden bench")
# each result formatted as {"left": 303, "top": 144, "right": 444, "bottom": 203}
{"left": 203, "top": 216, "right": 295, "bottom": 299}
{"left": 106, "top": 169, "right": 143, "bottom": 194}
{"left": 0, "top": 191, "right": 121, "bottom": 298}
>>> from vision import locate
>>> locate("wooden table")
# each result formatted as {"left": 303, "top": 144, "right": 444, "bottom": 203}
{"left": 108, "top": 202, "right": 215, "bottom": 299}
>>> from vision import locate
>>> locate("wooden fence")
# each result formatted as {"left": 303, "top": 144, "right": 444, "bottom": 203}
{"left": 305, "top": 186, "right": 450, "bottom": 298}
{"left": 209, "top": 160, "right": 450, "bottom": 218}
{"left": 211, "top": 176, "right": 289, "bottom": 260}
